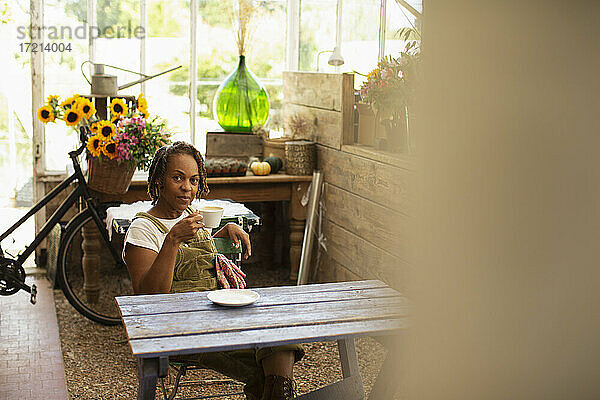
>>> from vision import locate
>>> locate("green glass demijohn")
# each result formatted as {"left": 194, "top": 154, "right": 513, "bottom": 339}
{"left": 213, "top": 55, "right": 269, "bottom": 133}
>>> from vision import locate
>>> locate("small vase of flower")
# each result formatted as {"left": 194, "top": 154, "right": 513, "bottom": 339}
{"left": 359, "top": 52, "right": 419, "bottom": 154}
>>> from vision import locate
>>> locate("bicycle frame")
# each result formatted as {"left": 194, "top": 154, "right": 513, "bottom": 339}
{"left": 0, "top": 148, "right": 121, "bottom": 268}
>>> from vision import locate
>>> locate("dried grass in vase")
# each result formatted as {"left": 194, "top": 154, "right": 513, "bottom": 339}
{"left": 232, "top": 0, "right": 258, "bottom": 56}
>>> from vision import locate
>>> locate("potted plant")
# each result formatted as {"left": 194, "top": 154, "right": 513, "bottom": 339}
{"left": 37, "top": 93, "right": 171, "bottom": 194}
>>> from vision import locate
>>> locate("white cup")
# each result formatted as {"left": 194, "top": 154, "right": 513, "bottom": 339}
{"left": 198, "top": 206, "right": 224, "bottom": 228}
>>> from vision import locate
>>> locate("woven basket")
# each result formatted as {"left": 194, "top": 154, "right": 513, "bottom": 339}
{"left": 263, "top": 138, "right": 288, "bottom": 171}
{"left": 87, "top": 156, "right": 136, "bottom": 195}
{"left": 284, "top": 140, "right": 316, "bottom": 176}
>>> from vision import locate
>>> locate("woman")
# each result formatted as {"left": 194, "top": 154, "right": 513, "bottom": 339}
{"left": 123, "top": 142, "right": 303, "bottom": 400}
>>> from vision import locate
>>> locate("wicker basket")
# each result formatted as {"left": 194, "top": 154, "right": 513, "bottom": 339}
{"left": 263, "top": 138, "right": 288, "bottom": 171}
{"left": 87, "top": 156, "right": 136, "bottom": 195}
{"left": 284, "top": 140, "right": 316, "bottom": 176}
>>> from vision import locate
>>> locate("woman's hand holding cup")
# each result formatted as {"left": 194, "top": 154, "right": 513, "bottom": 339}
{"left": 166, "top": 212, "right": 204, "bottom": 245}
{"left": 197, "top": 206, "right": 224, "bottom": 228}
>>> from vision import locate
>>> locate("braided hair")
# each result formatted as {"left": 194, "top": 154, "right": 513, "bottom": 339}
{"left": 147, "top": 141, "right": 209, "bottom": 205}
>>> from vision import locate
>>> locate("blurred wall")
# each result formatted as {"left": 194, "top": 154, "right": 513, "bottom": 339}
{"left": 407, "top": 1, "right": 600, "bottom": 399}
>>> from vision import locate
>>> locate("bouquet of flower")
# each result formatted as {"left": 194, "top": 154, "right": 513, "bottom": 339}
{"left": 359, "top": 55, "right": 411, "bottom": 120}
{"left": 37, "top": 93, "right": 170, "bottom": 171}
{"left": 359, "top": 52, "right": 420, "bottom": 153}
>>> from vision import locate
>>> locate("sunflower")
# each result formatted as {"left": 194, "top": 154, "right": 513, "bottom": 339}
{"left": 139, "top": 106, "right": 149, "bottom": 119}
{"left": 63, "top": 108, "right": 81, "bottom": 126}
{"left": 76, "top": 98, "right": 96, "bottom": 119}
{"left": 37, "top": 105, "right": 55, "bottom": 123}
{"left": 137, "top": 93, "right": 148, "bottom": 111}
{"left": 86, "top": 134, "right": 105, "bottom": 157}
{"left": 97, "top": 120, "right": 116, "bottom": 138}
{"left": 110, "top": 98, "right": 128, "bottom": 116}
{"left": 46, "top": 95, "right": 60, "bottom": 104}
{"left": 110, "top": 114, "right": 122, "bottom": 125}
{"left": 90, "top": 121, "right": 100, "bottom": 134}
{"left": 60, "top": 94, "right": 79, "bottom": 109}
{"left": 101, "top": 139, "right": 118, "bottom": 160}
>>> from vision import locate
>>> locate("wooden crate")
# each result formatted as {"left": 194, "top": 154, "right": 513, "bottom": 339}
{"left": 206, "top": 132, "right": 263, "bottom": 159}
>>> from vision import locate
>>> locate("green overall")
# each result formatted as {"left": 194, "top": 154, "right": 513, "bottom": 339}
{"left": 133, "top": 210, "right": 304, "bottom": 400}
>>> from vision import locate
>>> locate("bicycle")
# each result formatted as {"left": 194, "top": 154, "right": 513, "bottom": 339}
{"left": 0, "top": 127, "right": 131, "bottom": 325}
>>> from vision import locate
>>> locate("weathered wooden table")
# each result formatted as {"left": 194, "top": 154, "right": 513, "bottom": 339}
{"left": 116, "top": 280, "right": 407, "bottom": 400}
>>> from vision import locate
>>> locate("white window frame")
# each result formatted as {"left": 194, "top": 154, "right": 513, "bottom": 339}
{"left": 33, "top": 0, "right": 417, "bottom": 175}
{"left": 286, "top": 0, "right": 300, "bottom": 71}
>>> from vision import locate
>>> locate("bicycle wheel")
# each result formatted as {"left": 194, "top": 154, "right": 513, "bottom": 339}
{"left": 57, "top": 209, "right": 133, "bottom": 325}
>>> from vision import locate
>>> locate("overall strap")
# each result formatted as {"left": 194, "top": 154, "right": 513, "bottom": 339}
{"left": 133, "top": 212, "right": 170, "bottom": 234}
{"left": 185, "top": 206, "right": 196, "bottom": 214}
{"left": 133, "top": 208, "right": 195, "bottom": 234}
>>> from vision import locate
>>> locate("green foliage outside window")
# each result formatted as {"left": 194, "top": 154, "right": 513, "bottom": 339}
{"left": 1, "top": 0, "right": 11, "bottom": 24}
{"left": 299, "top": 30, "right": 319, "bottom": 71}
{"left": 0, "top": 95, "right": 8, "bottom": 132}
{"left": 195, "top": 0, "right": 283, "bottom": 29}
{"left": 62, "top": 0, "right": 140, "bottom": 37}
{"left": 148, "top": 2, "right": 185, "bottom": 37}
{"left": 198, "top": 0, "right": 233, "bottom": 28}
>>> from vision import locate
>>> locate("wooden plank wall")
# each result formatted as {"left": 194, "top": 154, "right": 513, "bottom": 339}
{"left": 283, "top": 72, "right": 413, "bottom": 292}
{"left": 282, "top": 72, "right": 355, "bottom": 149}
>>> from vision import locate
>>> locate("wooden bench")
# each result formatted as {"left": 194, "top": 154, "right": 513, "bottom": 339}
{"left": 116, "top": 280, "right": 407, "bottom": 399}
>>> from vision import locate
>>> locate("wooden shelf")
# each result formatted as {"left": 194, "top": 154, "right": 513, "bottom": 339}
{"left": 130, "top": 171, "right": 313, "bottom": 186}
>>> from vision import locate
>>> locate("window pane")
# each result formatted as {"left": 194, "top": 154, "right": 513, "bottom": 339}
{"left": 93, "top": 0, "right": 141, "bottom": 99}
{"left": 194, "top": 0, "right": 237, "bottom": 150}
{"left": 245, "top": 1, "right": 286, "bottom": 130}
{"left": 385, "top": 0, "right": 421, "bottom": 58}
{"left": 0, "top": 2, "right": 33, "bottom": 189}
{"left": 340, "top": 0, "right": 380, "bottom": 88}
{"left": 299, "top": 0, "right": 380, "bottom": 88}
{"left": 43, "top": 0, "right": 90, "bottom": 171}
{"left": 299, "top": 0, "right": 337, "bottom": 72}
{"left": 145, "top": 0, "right": 191, "bottom": 145}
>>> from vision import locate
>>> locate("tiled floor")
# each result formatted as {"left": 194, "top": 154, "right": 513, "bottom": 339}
{"left": 0, "top": 273, "right": 68, "bottom": 400}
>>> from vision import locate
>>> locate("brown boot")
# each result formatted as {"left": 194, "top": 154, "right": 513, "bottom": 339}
{"left": 261, "top": 374, "right": 295, "bottom": 400}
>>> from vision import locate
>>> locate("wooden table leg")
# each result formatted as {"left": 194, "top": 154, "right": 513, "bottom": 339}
{"left": 337, "top": 338, "right": 362, "bottom": 381}
{"left": 137, "top": 358, "right": 158, "bottom": 400}
{"left": 289, "top": 181, "right": 310, "bottom": 281}
{"left": 137, "top": 357, "right": 169, "bottom": 400}
{"left": 337, "top": 338, "right": 364, "bottom": 398}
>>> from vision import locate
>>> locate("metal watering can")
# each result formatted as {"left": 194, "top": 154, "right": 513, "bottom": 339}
{"left": 81, "top": 61, "right": 182, "bottom": 96}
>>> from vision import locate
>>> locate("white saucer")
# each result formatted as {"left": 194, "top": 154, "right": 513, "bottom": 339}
{"left": 207, "top": 289, "right": 260, "bottom": 307}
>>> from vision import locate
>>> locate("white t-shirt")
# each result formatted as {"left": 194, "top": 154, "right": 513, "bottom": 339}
{"left": 122, "top": 212, "right": 211, "bottom": 258}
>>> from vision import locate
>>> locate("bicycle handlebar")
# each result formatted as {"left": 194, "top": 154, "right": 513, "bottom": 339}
{"left": 69, "top": 126, "right": 90, "bottom": 159}
{"left": 69, "top": 143, "right": 86, "bottom": 158}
